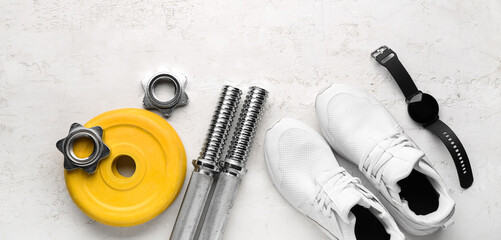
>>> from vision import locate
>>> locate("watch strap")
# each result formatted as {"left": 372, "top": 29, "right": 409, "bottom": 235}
{"left": 371, "top": 46, "right": 419, "bottom": 100}
{"left": 427, "top": 119, "right": 474, "bottom": 188}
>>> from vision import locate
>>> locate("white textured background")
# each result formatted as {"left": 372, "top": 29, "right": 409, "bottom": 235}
{"left": 1, "top": 0, "right": 500, "bottom": 239}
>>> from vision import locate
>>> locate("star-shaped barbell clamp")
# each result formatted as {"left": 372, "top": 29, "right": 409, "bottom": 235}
{"left": 56, "top": 123, "right": 110, "bottom": 174}
{"left": 142, "top": 67, "right": 189, "bottom": 117}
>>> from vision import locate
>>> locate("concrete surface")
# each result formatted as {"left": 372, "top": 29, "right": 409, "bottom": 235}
{"left": 1, "top": 0, "right": 500, "bottom": 239}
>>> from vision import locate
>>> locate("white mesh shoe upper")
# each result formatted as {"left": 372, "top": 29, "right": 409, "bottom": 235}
{"left": 316, "top": 84, "right": 456, "bottom": 235}
{"left": 264, "top": 118, "right": 404, "bottom": 240}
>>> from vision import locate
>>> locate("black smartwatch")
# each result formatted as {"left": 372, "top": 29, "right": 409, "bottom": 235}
{"left": 371, "top": 46, "right": 473, "bottom": 189}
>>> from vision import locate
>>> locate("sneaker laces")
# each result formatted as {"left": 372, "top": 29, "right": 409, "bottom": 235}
{"left": 360, "top": 132, "right": 414, "bottom": 185}
{"left": 313, "top": 168, "right": 362, "bottom": 219}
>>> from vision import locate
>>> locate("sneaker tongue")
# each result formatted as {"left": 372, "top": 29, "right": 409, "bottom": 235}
{"left": 317, "top": 171, "right": 370, "bottom": 223}
{"left": 382, "top": 146, "right": 425, "bottom": 193}
{"left": 335, "top": 187, "right": 369, "bottom": 223}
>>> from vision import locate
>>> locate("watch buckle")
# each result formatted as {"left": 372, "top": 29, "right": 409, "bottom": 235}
{"left": 371, "top": 46, "right": 396, "bottom": 64}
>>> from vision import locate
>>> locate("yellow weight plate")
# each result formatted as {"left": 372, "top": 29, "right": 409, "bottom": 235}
{"left": 65, "top": 108, "right": 186, "bottom": 227}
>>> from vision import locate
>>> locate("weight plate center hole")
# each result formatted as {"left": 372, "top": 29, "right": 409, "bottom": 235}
{"left": 153, "top": 79, "right": 176, "bottom": 102}
{"left": 72, "top": 136, "right": 95, "bottom": 159}
{"left": 114, "top": 155, "right": 136, "bottom": 178}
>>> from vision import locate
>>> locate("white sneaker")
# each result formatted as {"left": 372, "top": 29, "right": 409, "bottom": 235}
{"left": 316, "top": 84, "right": 455, "bottom": 235}
{"left": 264, "top": 118, "right": 405, "bottom": 240}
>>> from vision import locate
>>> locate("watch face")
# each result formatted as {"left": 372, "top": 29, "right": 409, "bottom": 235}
{"left": 407, "top": 92, "right": 439, "bottom": 124}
